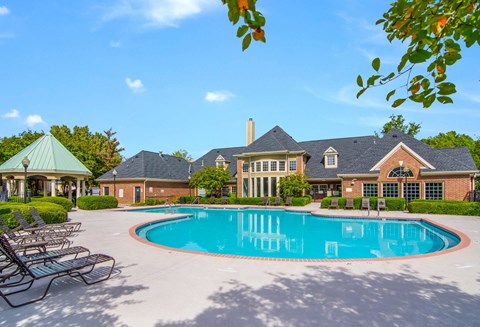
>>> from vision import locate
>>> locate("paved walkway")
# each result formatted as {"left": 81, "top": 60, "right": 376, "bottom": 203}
{"left": 1, "top": 205, "right": 479, "bottom": 327}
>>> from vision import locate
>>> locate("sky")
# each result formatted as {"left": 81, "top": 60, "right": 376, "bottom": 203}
{"left": 1, "top": 0, "right": 479, "bottom": 160}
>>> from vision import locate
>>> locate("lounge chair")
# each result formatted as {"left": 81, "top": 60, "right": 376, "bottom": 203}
{"left": 263, "top": 196, "right": 270, "bottom": 206}
{"left": 361, "top": 198, "right": 370, "bottom": 215}
{"left": 0, "top": 234, "right": 115, "bottom": 308}
{"left": 377, "top": 198, "right": 388, "bottom": 215}
{"left": 209, "top": 196, "right": 215, "bottom": 204}
{"left": 29, "top": 207, "right": 81, "bottom": 233}
{"left": 273, "top": 196, "right": 281, "bottom": 206}
{"left": 344, "top": 199, "right": 355, "bottom": 210}
{"left": 285, "top": 196, "right": 292, "bottom": 206}
{"left": 221, "top": 196, "right": 227, "bottom": 205}
{"left": 12, "top": 210, "right": 72, "bottom": 238}
{"left": 191, "top": 197, "right": 200, "bottom": 204}
{"left": 329, "top": 199, "right": 339, "bottom": 209}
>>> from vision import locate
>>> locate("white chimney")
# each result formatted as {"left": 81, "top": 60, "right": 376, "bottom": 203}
{"left": 246, "top": 118, "right": 255, "bottom": 146}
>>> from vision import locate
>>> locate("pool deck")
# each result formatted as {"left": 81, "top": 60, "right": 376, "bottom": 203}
{"left": 1, "top": 204, "right": 480, "bottom": 326}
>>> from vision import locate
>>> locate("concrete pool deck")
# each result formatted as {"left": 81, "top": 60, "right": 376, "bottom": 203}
{"left": 1, "top": 204, "right": 479, "bottom": 326}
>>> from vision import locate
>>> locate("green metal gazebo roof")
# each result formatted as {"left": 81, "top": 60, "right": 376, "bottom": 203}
{"left": 0, "top": 133, "right": 92, "bottom": 175}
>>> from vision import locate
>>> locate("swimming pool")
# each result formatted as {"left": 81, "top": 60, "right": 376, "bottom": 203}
{"left": 134, "top": 207, "right": 460, "bottom": 260}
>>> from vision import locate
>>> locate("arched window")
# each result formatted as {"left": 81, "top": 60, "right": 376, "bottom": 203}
{"left": 388, "top": 167, "right": 413, "bottom": 178}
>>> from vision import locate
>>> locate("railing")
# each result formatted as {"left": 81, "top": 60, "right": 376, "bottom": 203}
{"left": 0, "top": 191, "right": 31, "bottom": 203}
{"left": 467, "top": 190, "right": 480, "bottom": 202}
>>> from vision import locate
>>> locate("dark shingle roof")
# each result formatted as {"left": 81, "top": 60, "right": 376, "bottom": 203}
{"left": 242, "top": 125, "right": 304, "bottom": 153}
{"left": 192, "top": 146, "right": 246, "bottom": 178}
{"left": 97, "top": 151, "right": 190, "bottom": 180}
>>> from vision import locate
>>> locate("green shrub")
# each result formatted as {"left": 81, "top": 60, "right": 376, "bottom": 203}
{"left": 77, "top": 196, "right": 118, "bottom": 210}
{"left": 145, "top": 198, "right": 166, "bottom": 206}
{"left": 32, "top": 197, "right": 74, "bottom": 212}
{"left": 0, "top": 202, "right": 67, "bottom": 229}
{"left": 408, "top": 200, "right": 480, "bottom": 216}
{"left": 291, "top": 196, "right": 312, "bottom": 206}
{"left": 321, "top": 197, "right": 405, "bottom": 210}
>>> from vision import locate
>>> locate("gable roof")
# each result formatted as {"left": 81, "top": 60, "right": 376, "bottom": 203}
{"left": 0, "top": 133, "right": 91, "bottom": 175}
{"left": 193, "top": 146, "right": 245, "bottom": 178}
{"left": 239, "top": 126, "right": 305, "bottom": 155}
{"left": 97, "top": 151, "right": 190, "bottom": 180}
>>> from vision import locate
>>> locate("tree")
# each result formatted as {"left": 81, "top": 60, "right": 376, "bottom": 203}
{"left": 422, "top": 131, "right": 480, "bottom": 169}
{"left": 223, "top": 1, "right": 479, "bottom": 107}
{"left": 0, "top": 130, "right": 43, "bottom": 164}
{"left": 279, "top": 173, "right": 311, "bottom": 197}
{"left": 99, "top": 128, "right": 124, "bottom": 173}
{"left": 376, "top": 114, "right": 421, "bottom": 137}
{"left": 357, "top": 1, "right": 479, "bottom": 108}
{"left": 171, "top": 149, "right": 193, "bottom": 162}
{"left": 189, "top": 167, "right": 231, "bottom": 196}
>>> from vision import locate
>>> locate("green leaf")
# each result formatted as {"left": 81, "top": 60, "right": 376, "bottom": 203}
{"left": 237, "top": 25, "right": 249, "bottom": 37}
{"left": 372, "top": 58, "right": 381, "bottom": 72}
{"left": 392, "top": 98, "right": 406, "bottom": 108}
{"left": 423, "top": 94, "right": 436, "bottom": 108}
{"left": 398, "top": 53, "right": 409, "bottom": 72}
{"left": 228, "top": 7, "right": 240, "bottom": 24}
{"left": 242, "top": 33, "right": 252, "bottom": 51}
{"left": 437, "top": 82, "right": 456, "bottom": 95}
{"left": 408, "top": 49, "right": 432, "bottom": 64}
{"left": 444, "top": 52, "right": 462, "bottom": 65}
{"left": 386, "top": 89, "right": 396, "bottom": 101}
{"left": 356, "top": 75, "right": 364, "bottom": 87}
{"left": 409, "top": 94, "right": 424, "bottom": 103}
{"left": 375, "top": 18, "right": 386, "bottom": 25}
{"left": 356, "top": 88, "right": 366, "bottom": 99}
{"left": 437, "top": 96, "right": 453, "bottom": 104}
{"left": 435, "top": 73, "right": 447, "bottom": 83}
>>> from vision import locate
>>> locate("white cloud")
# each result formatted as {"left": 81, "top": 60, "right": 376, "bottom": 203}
{"left": 103, "top": 0, "right": 219, "bottom": 28}
{"left": 110, "top": 40, "right": 122, "bottom": 48}
{"left": 204, "top": 90, "right": 235, "bottom": 102}
{"left": 2, "top": 109, "right": 20, "bottom": 119}
{"left": 125, "top": 77, "right": 145, "bottom": 92}
{"left": 0, "top": 6, "right": 9, "bottom": 16}
{"left": 25, "top": 115, "right": 45, "bottom": 127}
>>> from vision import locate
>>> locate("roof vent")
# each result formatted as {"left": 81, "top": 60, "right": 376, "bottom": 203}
{"left": 353, "top": 140, "right": 357, "bottom": 143}
{"left": 159, "top": 151, "right": 163, "bottom": 156}
{"left": 392, "top": 134, "right": 398, "bottom": 138}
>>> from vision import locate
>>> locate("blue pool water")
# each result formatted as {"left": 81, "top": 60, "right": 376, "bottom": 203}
{"left": 134, "top": 207, "right": 460, "bottom": 259}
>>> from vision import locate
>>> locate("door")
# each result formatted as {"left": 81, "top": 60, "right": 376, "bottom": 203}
{"left": 134, "top": 187, "right": 141, "bottom": 203}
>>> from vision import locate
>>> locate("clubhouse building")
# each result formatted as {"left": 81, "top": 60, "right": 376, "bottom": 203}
{"left": 98, "top": 119, "right": 478, "bottom": 205}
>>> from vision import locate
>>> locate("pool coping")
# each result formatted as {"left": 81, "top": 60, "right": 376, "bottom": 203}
{"left": 128, "top": 207, "right": 472, "bottom": 263}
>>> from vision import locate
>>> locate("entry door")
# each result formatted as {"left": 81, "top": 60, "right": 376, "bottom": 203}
{"left": 134, "top": 187, "right": 141, "bottom": 203}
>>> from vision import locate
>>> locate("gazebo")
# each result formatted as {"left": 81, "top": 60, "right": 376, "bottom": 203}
{"left": 0, "top": 133, "right": 92, "bottom": 202}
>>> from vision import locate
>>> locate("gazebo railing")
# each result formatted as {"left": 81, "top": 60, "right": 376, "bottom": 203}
{"left": 0, "top": 190, "right": 31, "bottom": 203}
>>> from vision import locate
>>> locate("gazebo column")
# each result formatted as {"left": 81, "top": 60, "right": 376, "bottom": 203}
{"left": 43, "top": 183, "right": 47, "bottom": 197}
{"left": 76, "top": 178, "right": 81, "bottom": 200}
{"left": 68, "top": 181, "right": 72, "bottom": 200}
{"left": 81, "top": 180, "right": 86, "bottom": 196}
{"left": 51, "top": 179, "right": 57, "bottom": 197}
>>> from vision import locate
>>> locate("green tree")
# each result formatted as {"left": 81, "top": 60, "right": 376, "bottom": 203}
{"left": 357, "top": 1, "right": 479, "bottom": 108}
{"left": 0, "top": 130, "right": 43, "bottom": 164}
{"left": 189, "top": 167, "right": 231, "bottom": 197}
{"left": 422, "top": 131, "right": 480, "bottom": 169}
{"left": 279, "top": 173, "right": 311, "bottom": 197}
{"left": 171, "top": 149, "right": 193, "bottom": 162}
{"left": 376, "top": 114, "right": 421, "bottom": 137}
{"left": 99, "top": 128, "right": 124, "bottom": 173}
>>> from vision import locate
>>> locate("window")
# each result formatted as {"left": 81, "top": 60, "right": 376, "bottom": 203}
{"left": 279, "top": 161, "right": 286, "bottom": 171}
{"left": 263, "top": 177, "right": 269, "bottom": 196}
{"left": 104, "top": 186, "right": 109, "bottom": 196}
{"left": 312, "top": 185, "right": 319, "bottom": 193}
{"left": 270, "top": 161, "right": 277, "bottom": 171}
{"left": 256, "top": 177, "right": 261, "bottom": 197}
{"left": 403, "top": 182, "right": 420, "bottom": 202}
{"left": 382, "top": 183, "right": 399, "bottom": 198}
{"left": 242, "top": 163, "right": 249, "bottom": 173}
{"left": 231, "top": 186, "right": 237, "bottom": 194}
{"left": 289, "top": 160, "right": 297, "bottom": 171}
{"left": 251, "top": 162, "right": 255, "bottom": 172}
{"left": 389, "top": 167, "right": 414, "bottom": 178}
{"left": 326, "top": 155, "right": 336, "bottom": 166}
{"left": 255, "top": 162, "right": 261, "bottom": 172}
{"left": 425, "top": 182, "right": 443, "bottom": 200}
{"left": 271, "top": 177, "right": 277, "bottom": 196}
{"left": 363, "top": 183, "right": 378, "bottom": 197}
{"left": 263, "top": 161, "right": 269, "bottom": 172}
{"left": 242, "top": 178, "right": 249, "bottom": 197}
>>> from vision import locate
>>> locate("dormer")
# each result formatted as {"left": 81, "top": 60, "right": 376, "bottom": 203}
{"left": 323, "top": 147, "right": 338, "bottom": 168}
{"left": 215, "top": 155, "right": 229, "bottom": 169}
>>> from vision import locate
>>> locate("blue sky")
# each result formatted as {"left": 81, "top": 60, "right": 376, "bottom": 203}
{"left": 1, "top": 0, "right": 479, "bottom": 159}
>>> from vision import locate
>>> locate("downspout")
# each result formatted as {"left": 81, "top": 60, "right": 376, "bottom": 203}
{"left": 144, "top": 179, "right": 147, "bottom": 202}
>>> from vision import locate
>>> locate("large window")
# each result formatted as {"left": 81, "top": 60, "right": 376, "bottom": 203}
{"left": 403, "top": 182, "right": 420, "bottom": 202}
{"left": 389, "top": 167, "right": 414, "bottom": 178}
{"left": 270, "top": 161, "right": 277, "bottom": 171}
{"left": 263, "top": 161, "right": 269, "bottom": 172}
{"left": 263, "top": 177, "right": 269, "bottom": 196}
{"left": 256, "top": 161, "right": 261, "bottom": 172}
{"left": 242, "top": 163, "right": 249, "bottom": 173}
{"left": 256, "top": 177, "right": 261, "bottom": 197}
{"left": 271, "top": 177, "right": 277, "bottom": 196}
{"left": 382, "top": 183, "right": 399, "bottom": 198}
{"left": 279, "top": 161, "right": 286, "bottom": 171}
{"left": 289, "top": 160, "right": 297, "bottom": 171}
{"left": 425, "top": 182, "right": 443, "bottom": 200}
{"left": 242, "top": 178, "right": 249, "bottom": 197}
{"left": 363, "top": 183, "right": 378, "bottom": 197}
{"left": 251, "top": 162, "right": 255, "bottom": 172}
{"left": 231, "top": 186, "right": 237, "bottom": 195}
{"left": 326, "top": 155, "right": 336, "bottom": 166}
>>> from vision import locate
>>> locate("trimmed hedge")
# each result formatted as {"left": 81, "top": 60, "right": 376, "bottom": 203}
{"left": 321, "top": 197, "right": 406, "bottom": 211}
{"left": 408, "top": 200, "right": 480, "bottom": 216}
{"left": 77, "top": 196, "right": 118, "bottom": 210}
{"left": 179, "top": 196, "right": 311, "bottom": 206}
{"left": 32, "top": 197, "right": 74, "bottom": 212}
{"left": 0, "top": 202, "right": 67, "bottom": 229}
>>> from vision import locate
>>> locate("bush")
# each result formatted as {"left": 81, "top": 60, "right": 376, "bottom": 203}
{"left": 32, "top": 197, "right": 74, "bottom": 212}
{"left": 0, "top": 202, "right": 67, "bottom": 229}
{"left": 321, "top": 197, "right": 405, "bottom": 211}
{"left": 77, "top": 196, "right": 118, "bottom": 210}
{"left": 291, "top": 196, "right": 312, "bottom": 206}
{"left": 408, "top": 200, "right": 480, "bottom": 216}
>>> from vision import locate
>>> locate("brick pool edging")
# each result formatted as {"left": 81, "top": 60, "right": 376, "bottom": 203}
{"left": 128, "top": 209, "right": 472, "bottom": 263}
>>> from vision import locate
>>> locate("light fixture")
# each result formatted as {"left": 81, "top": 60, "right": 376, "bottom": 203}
{"left": 22, "top": 156, "right": 30, "bottom": 203}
